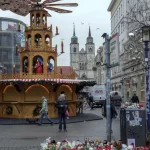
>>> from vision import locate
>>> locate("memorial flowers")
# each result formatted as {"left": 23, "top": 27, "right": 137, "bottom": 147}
{"left": 40, "top": 137, "right": 150, "bottom": 150}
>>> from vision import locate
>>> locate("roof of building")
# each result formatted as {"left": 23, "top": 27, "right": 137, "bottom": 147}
{"left": 80, "top": 48, "right": 86, "bottom": 53}
{"left": 107, "top": 0, "right": 116, "bottom": 11}
{"left": 0, "top": 17, "right": 26, "bottom": 26}
{"left": 57, "top": 66, "right": 75, "bottom": 75}
{"left": 71, "top": 25, "right": 78, "bottom": 39}
{"left": 87, "top": 26, "right": 93, "bottom": 39}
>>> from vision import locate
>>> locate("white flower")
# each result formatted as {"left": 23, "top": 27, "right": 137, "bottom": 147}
{"left": 40, "top": 143, "right": 48, "bottom": 150}
{"left": 127, "top": 145, "right": 133, "bottom": 150}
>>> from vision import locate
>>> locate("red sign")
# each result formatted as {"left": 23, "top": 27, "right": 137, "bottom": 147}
{"left": 95, "top": 90, "right": 103, "bottom": 94}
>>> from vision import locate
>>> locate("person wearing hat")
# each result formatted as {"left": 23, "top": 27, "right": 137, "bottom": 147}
{"left": 39, "top": 96, "right": 54, "bottom": 125}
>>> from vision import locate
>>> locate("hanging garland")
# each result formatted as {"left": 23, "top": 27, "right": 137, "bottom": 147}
{"left": 6, "top": 106, "right": 13, "bottom": 115}
{"left": 33, "top": 106, "right": 41, "bottom": 116}
{"left": 76, "top": 81, "right": 96, "bottom": 93}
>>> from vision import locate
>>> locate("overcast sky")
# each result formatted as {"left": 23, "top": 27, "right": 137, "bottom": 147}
{"left": 0, "top": 0, "right": 111, "bottom": 66}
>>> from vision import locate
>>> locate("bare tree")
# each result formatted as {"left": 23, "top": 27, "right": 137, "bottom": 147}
{"left": 123, "top": 0, "right": 150, "bottom": 70}
{"left": 124, "top": 0, "right": 150, "bottom": 32}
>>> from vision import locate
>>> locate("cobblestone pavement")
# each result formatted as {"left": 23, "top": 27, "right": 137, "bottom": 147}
{"left": 0, "top": 108, "right": 120, "bottom": 149}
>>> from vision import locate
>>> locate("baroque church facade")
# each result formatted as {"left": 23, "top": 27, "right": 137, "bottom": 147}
{"left": 70, "top": 25, "right": 95, "bottom": 80}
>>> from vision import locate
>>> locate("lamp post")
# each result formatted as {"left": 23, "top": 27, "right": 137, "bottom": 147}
{"left": 142, "top": 26, "right": 150, "bottom": 131}
{"left": 102, "top": 33, "right": 111, "bottom": 142}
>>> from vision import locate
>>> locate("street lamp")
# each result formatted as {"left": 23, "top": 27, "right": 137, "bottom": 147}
{"left": 142, "top": 26, "right": 150, "bottom": 132}
{"left": 102, "top": 33, "right": 111, "bottom": 142}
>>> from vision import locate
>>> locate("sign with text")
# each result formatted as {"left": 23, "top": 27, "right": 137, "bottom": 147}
{"left": 110, "top": 33, "right": 119, "bottom": 66}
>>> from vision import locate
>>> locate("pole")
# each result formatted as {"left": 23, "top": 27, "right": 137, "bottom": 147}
{"left": 145, "top": 41, "right": 150, "bottom": 131}
{"left": 102, "top": 33, "right": 111, "bottom": 142}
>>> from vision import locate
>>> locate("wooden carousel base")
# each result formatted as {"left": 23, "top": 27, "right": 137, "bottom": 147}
{"left": 0, "top": 82, "right": 77, "bottom": 118}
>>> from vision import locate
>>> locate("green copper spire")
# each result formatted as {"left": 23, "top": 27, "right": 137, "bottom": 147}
{"left": 89, "top": 26, "right": 91, "bottom": 37}
{"left": 73, "top": 24, "right": 76, "bottom": 36}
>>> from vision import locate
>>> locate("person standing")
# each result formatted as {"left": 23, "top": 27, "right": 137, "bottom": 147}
{"left": 103, "top": 100, "right": 117, "bottom": 133}
{"left": 39, "top": 96, "right": 54, "bottom": 125}
{"left": 88, "top": 93, "right": 94, "bottom": 110}
{"left": 56, "top": 94, "right": 68, "bottom": 132}
{"left": 111, "top": 92, "right": 122, "bottom": 119}
{"left": 131, "top": 93, "right": 139, "bottom": 103}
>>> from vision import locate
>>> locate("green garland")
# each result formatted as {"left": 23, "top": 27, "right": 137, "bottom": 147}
{"left": 6, "top": 106, "right": 13, "bottom": 115}
{"left": 33, "top": 106, "right": 41, "bottom": 116}
{"left": 76, "top": 81, "right": 96, "bottom": 93}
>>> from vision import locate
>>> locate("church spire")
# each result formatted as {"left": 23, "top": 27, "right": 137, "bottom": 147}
{"left": 88, "top": 26, "right": 91, "bottom": 37}
{"left": 71, "top": 24, "right": 78, "bottom": 43}
{"left": 73, "top": 24, "right": 76, "bottom": 36}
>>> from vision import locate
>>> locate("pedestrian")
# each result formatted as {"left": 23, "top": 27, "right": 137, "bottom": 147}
{"left": 131, "top": 93, "right": 139, "bottom": 103}
{"left": 55, "top": 94, "right": 68, "bottom": 132}
{"left": 103, "top": 99, "right": 117, "bottom": 133}
{"left": 38, "top": 96, "right": 54, "bottom": 125}
{"left": 88, "top": 93, "right": 94, "bottom": 110}
{"left": 111, "top": 92, "right": 122, "bottom": 119}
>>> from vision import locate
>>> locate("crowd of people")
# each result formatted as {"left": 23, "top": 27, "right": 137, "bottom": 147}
{"left": 102, "top": 92, "right": 140, "bottom": 132}
{"left": 38, "top": 90, "right": 140, "bottom": 133}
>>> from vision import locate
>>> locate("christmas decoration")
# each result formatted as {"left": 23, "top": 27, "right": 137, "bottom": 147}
{"left": 61, "top": 41, "right": 64, "bottom": 53}
{"left": 13, "top": 64, "right": 16, "bottom": 74}
{"left": 6, "top": 106, "right": 13, "bottom": 115}
{"left": 16, "top": 44, "right": 18, "bottom": 56}
{"left": 18, "top": 22, "right": 20, "bottom": 31}
{"left": 33, "top": 106, "right": 42, "bottom": 116}
{"left": 56, "top": 26, "right": 59, "bottom": 35}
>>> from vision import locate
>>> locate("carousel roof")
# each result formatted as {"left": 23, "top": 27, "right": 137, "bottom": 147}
{"left": 0, "top": 0, "right": 78, "bottom": 16}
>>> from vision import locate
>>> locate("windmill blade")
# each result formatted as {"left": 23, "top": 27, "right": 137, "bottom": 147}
{"left": 11, "top": 9, "right": 28, "bottom": 16}
{"left": 47, "top": 12, "right": 52, "bottom": 17}
{"left": 45, "top": 6, "right": 72, "bottom": 13}
{"left": 44, "top": 3, "right": 78, "bottom": 7}
{"left": 43, "top": 0, "right": 62, "bottom": 5}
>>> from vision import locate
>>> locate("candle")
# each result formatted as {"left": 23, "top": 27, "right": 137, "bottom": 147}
{"left": 61, "top": 41, "right": 64, "bottom": 53}
{"left": 26, "top": 38, "right": 28, "bottom": 49}
{"left": 44, "top": 21, "right": 47, "bottom": 28}
{"left": 16, "top": 44, "right": 18, "bottom": 56}
{"left": 47, "top": 63, "right": 49, "bottom": 74}
{"left": 55, "top": 44, "right": 57, "bottom": 52}
{"left": 13, "top": 64, "right": 16, "bottom": 74}
{"left": 18, "top": 22, "right": 20, "bottom": 31}
{"left": 56, "top": 26, "right": 58, "bottom": 35}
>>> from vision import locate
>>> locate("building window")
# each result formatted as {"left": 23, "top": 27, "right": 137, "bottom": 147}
{"left": 118, "top": 25, "right": 120, "bottom": 36}
{"left": 85, "top": 63, "right": 87, "bottom": 70}
{"left": 80, "top": 63, "right": 82, "bottom": 70}
{"left": 74, "top": 47, "right": 76, "bottom": 52}
{"left": 82, "top": 63, "right": 84, "bottom": 70}
{"left": 89, "top": 47, "right": 93, "bottom": 52}
{"left": 121, "top": 5, "right": 122, "bottom": 16}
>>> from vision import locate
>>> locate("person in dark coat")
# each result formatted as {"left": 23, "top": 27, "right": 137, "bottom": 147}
{"left": 103, "top": 99, "right": 117, "bottom": 133}
{"left": 131, "top": 93, "right": 139, "bottom": 103}
{"left": 88, "top": 93, "right": 94, "bottom": 110}
{"left": 55, "top": 94, "right": 68, "bottom": 132}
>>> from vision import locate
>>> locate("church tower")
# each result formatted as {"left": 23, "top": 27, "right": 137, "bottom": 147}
{"left": 85, "top": 26, "right": 95, "bottom": 79}
{"left": 70, "top": 25, "right": 79, "bottom": 72}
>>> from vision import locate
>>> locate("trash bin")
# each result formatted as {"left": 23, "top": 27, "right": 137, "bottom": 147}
{"left": 120, "top": 108, "right": 146, "bottom": 147}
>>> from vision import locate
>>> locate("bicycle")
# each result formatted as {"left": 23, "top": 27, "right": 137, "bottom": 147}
{"left": 83, "top": 98, "right": 90, "bottom": 110}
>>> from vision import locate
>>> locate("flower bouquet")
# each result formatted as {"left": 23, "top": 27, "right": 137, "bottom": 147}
{"left": 40, "top": 138, "right": 150, "bottom": 150}
{"left": 123, "top": 102, "right": 144, "bottom": 109}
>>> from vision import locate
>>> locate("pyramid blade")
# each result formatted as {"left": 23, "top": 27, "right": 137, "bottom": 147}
{"left": 45, "top": 3, "right": 78, "bottom": 7}
{"left": 45, "top": 6, "right": 72, "bottom": 13}
{"left": 43, "top": 0, "right": 62, "bottom": 4}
